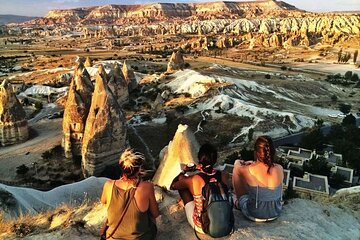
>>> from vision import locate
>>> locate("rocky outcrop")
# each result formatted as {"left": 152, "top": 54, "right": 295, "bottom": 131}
{"left": 38, "top": 1, "right": 300, "bottom": 24}
{"left": 153, "top": 124, "right": 199, "bottom": 189}
{"left": 167, "top": 51, "right": 185, "bottom": 72}
{"left": 81, "top": 65, "right": 127, "bottom": 177}
{"left": 62, "top": 63, "right": 93, "bottom": 159}
{"left": 107, "top": 64, "right": 129, "bottom": 106}
{"left": 84, "top": 56, "right": 92, "bottom": 68}
{"left": 122, "top": 61, "right": 137, "bottom": 92}
{"left": 0, "top": 80, "right": 28, "bottom": 146}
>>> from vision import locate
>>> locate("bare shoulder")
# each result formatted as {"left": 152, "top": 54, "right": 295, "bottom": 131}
{"left": 274, "top": 164, "right": 283, "bottom": 171}
{"left": 104, "top": 179, "right": 114, "bottom": 188}
{"left": 139, "top": 180, "right": 154, "bottom": 189}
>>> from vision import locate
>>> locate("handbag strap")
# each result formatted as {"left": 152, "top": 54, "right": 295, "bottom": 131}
{"left": 106, "top": 179, "right": 140, "bottom": 239}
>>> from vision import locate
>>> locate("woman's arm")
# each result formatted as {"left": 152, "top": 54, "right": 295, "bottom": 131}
{"left": 170, "top": 173, "right": 192, "bottom": 190}
{"left": 148, "top": 182, "right": 160, "bottom": 219}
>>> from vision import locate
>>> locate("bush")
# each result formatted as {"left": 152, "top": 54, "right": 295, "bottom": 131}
{"left": 34, "top": 102, "right": 43, "bottom": 110}
{"left": 281, "top": 66, "right": 287, "bottom": 71}
{"left": 351, "top": 73, "right": 359, "bottom": 82}
{"left": 265, "top": 74, "right": 271, "bottom": 79}
{"left": 41, "top": 150, "right": 52, "bottom": 160}
{"left": 331, "top": 94, "right": 338, "bottom": 102}
{"left": 339, "top": 103, "right": 351, "bottom": 114}
{"left": 344, "top": 71, "right": 353, "bottom": 80}
{"left": 16, "top": 164, "right": 29, "bottom": 175}
{"left": 225, "top": 152, "right": 241, "bottom": 164}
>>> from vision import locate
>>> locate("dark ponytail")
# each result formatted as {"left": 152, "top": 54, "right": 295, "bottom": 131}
{"left": 198, "top": 143, "right": 217, "bottom": 174}
{"left": 255, "top": 136, "right": 275, "bottom": 174}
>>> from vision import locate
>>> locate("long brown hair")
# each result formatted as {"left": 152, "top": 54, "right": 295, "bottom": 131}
{"left": 254, "top": 136, "right": 275, "bottom": 174}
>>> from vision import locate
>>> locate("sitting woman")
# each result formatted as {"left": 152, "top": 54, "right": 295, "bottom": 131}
{"left": 170, "top": 143, "right": 229, "bottom": 234}
{"left": 232, "top": 136, "right": 283, "bottom": 222}
{"left": 101, "top": 149, "right": 159, "bottom": 240}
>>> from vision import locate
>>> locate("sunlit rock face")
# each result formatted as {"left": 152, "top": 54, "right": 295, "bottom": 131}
{"left": 122, "top": 61, "right": 137, "bottom": 93}
{"left": 81, "top": 65, "right": 127, "bottom": 177}
{"left": 167, "top": 51, "right": 185, "bottom": 72}
{"left": 153, "top": 124, "right": 200, "bottom": 189}
{"left": 107, "top": 64, "right": 129, "bottom": 106}
{"left": 62, "top": 63, "right": 94, "bottom": 159}
{"left": 0, "top": 80, "right": 28, "bottom": 146}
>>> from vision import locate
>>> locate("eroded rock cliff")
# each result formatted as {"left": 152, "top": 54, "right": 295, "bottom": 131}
{"left": 0, "top": 80, "right": 28, "bottom": 146}
{"left": 81, "top": 65, "right": 126, "bottom": 177}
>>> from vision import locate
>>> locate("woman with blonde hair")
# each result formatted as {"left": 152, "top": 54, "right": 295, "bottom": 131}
{"left": 101, "top": 149, "right": 159, "bottom": 239}
{"left": 232, "top": 136, "right": 283, "bottom": 222}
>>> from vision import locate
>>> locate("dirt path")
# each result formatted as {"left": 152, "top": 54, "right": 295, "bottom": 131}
{"left": 0, "top": 119, "right": 62, "bottom": 181}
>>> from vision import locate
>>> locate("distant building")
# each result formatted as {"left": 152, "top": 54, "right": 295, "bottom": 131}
{"left": 286, "top": 148, "right": 315, "bottom": 165}
{"left": 283, "top": 169, "right": 290, "bottom": 189}
{"left": 293, "top": 173, "right": 329, "bottom": 195}
{"left": 331, "top": 166, "right": 354, "bottom": 184}
{"left": 323, "top": 151, "right": 342, "bottom": 166}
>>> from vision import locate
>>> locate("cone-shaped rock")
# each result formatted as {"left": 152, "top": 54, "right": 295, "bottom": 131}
{"left": 153, "top": 124, "right": 199, "bottom": 189}
{"left": 0, "top": 80, "right": 28, "bottom": 146}
{"left": 84, "top": 56, "right": 92, "bottom": 68}
{"left": 81, "top": 65, "right": 127, "bottom": 177}
{"left": 122, "top": 61, "right": 137, "bottom": 92}
{"left": 62, "top": 63, "right": 94, "bottom": 158}
{"left": 167, "top": 50, "right": 185, "bottom": 72}
{"left": 107, "top": 64, "right": 129, "bottom": 106}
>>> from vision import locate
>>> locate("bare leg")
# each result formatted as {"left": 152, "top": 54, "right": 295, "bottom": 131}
{"left": 178, "top": 189, "right": 193, "bottom": 205}
{"left": 232, "top": 161, "right": 248, "bottom": 200}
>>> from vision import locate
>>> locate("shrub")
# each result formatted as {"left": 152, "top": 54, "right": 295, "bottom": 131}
{"left": 281, "top": 66, "right": 287, "bottom": 71}
{"left": 265, "top": 74, "right": 271, "bottom": 79}
{"left": 344, "top": 71, "right": 353, "bottom": 80}
{"left": 16, "top": 164, "right": 29, "bottom": 175}
{"left": 41, "top": 150, "right": 52, "bottom": 160}
{"left": 331, "top": 95, "right": 338, "bottom": 102}
{"left": 351, "top": 73, "right": 359, "bottom": 82}
{"left": 339, "top": 103, "right": 351, "bottom": 114}
{"left": 34, "top": 102, "right": 43, "bottom": 110}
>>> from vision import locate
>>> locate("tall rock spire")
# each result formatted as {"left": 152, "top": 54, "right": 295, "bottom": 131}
{"left": 0, "top": 80, "right": 28, "bottom": 146}
{"left": 153, "top": 124, "right": 200, "bottom": 189}
{"left": 62, "top": 62, "right": 94, "bottom": 158}
{"left": 107, "top": 63, "right": 129, "bottom": 106}
{"left": 81, "top": 64, "right": 127, "bottom": 177}
{"left": 122, "top": 61, "right": 137, "bottom": 92}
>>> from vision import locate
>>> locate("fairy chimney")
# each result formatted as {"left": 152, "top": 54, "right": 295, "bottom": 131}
{"left": 62, "top": 62, "right": 94, "bottom": 158}
{"left": 122, "top": 61, "right": 137, "bottom": 92}
{"left": 81, "top": 65, "right": 127, "bottom": 177}
{"left": 153, "top": 124, "right": 200, "bottom": 189}
{"left": 107, "top": 64, "right": 129, "bottom": 106}
{"left": 84, "top": 56, "right": 93, "bottom": 68}
{"left": 0, "top": 80, "right": 28, "bottom": 146}
{"left": 167, "top": 50, "right": 185, "bottom": 72}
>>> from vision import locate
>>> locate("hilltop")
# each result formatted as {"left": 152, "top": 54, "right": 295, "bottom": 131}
{"left": 0, "top": 178, "right": 359, "bottom": 239}
{"left": 0, "top": 15, "right": 36, "bottom": 25}
{"left": 30, "top": 0, "right": 302, "bottom": 25}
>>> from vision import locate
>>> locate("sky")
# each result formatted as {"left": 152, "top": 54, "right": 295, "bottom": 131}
{"left": 0, "top": 0, "right": 359, "bottom": 17}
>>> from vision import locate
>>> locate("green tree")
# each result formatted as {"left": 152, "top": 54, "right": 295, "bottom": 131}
{"left": 339, "top": 103, "right": 351, "bottom": 114}
{"left": 303, "top": 156, "right": 331, "bottom": 177}
{"left": 351, "top": 73, "right": 359, "bottom": 82}
{"left": 300, "top": 128, "right": 325, "bottom": 151}
{"left": 342, "top": 114, "right": 356, "bottom": 126}
{"left": 344, "top": 71, "right": 353, "bottom": 80}
{"left": 331, "top": 94, "right": 338, "bottom": 102}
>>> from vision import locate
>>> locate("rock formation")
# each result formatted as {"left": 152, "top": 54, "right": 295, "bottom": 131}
{"left": 107, "top": 64, "right": 129, "bottom": 106}
{"left": 167, "top": 50, "right": 185, "bottom": 72}
{"left": 84, "top": 56, "right": 92, "bottom": 68}
{"left": 153, "top": 124, "right": 200, "bottom": 189}
{"left": 0, "top": 80, "right": 28, "bottom": 146}
{"left": 81, "top": 65, "right": 127, "bottom": 177}
{"left": 62, "top": 63, "right": 94, "bottom": 158}
{"left": 122, "top": 61, "right": 137, "bottom": 92}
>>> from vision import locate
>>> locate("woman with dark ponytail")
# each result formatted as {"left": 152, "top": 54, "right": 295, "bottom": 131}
{"left": 232, "top": 136, "right": 283, "bottom": 222}
{"left": 170, "top": 143, "right": 230, "bottom": 235}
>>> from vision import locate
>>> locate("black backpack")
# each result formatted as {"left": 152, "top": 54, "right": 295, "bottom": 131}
{"left": 198, "top": 171, "right": 234, "bottom": 238}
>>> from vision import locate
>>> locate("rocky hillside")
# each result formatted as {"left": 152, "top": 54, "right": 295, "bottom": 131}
{"left": 1, "top": 180, "right": 359, "bottom": 239}
{"left": 32, "top": 0, "right": 301, "bottom": 24}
